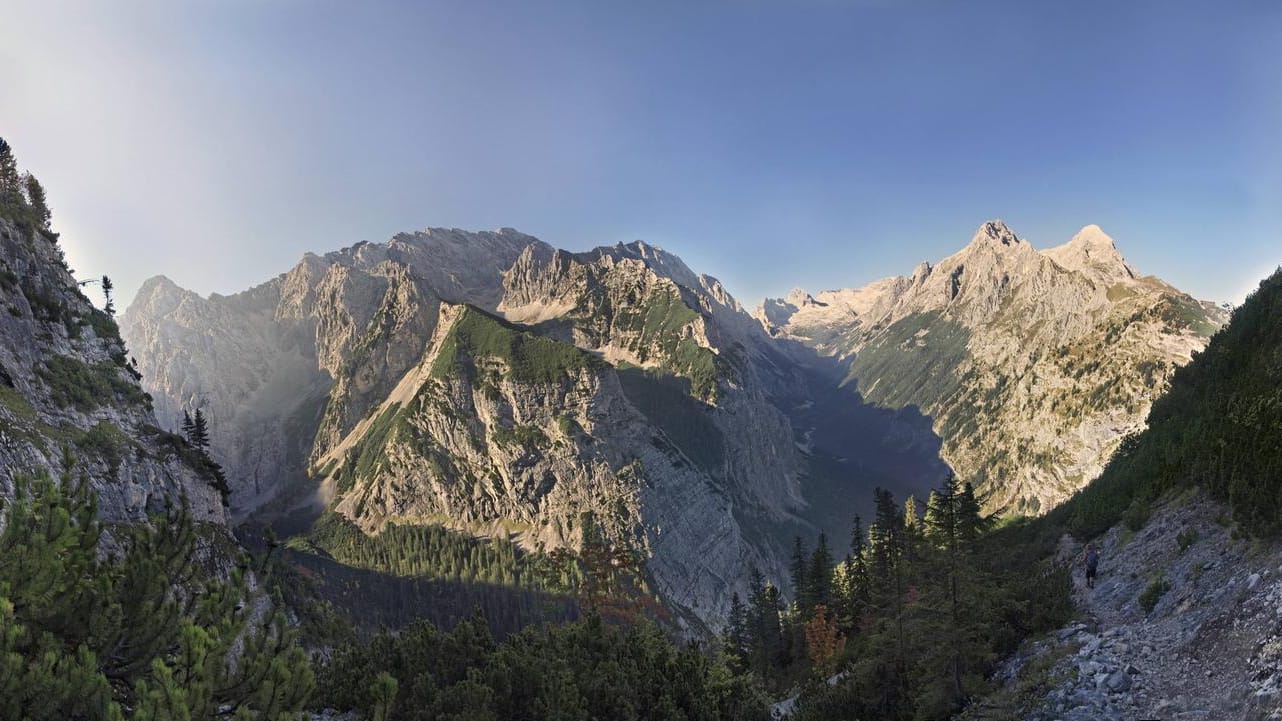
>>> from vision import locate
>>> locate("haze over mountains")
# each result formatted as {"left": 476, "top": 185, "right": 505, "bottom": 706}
{"left": 119, "top": 219, "right": 1224, "bottom": 625}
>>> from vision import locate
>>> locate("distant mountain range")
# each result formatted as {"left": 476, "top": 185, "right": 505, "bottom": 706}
{"left": 119, "top": 219, "right": 1225, "bottom": 625}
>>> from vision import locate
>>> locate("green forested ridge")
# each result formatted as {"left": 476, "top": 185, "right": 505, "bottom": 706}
{"left": 294, "top": 511, "right": 579, "bottom": 592}
{"left": 1052, "top": 266, "right": 1282, "bottom": 538}
{"left": 0, "top": 464, "right": 313, "bottom": 721}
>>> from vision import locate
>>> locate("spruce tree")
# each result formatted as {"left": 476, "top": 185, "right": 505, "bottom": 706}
{"left": 724, "top": 592, "right": 748, "bottom": 670}
{"left": 806, "top": 533, "right": 833, "bottom": 610}
{"left": 190, "top": 408, "right": 211, "bottom": 450}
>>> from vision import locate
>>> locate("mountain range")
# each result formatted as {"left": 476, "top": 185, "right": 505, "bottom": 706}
{"left": 115, "top": 219, "right": 1226, "bottom": 627}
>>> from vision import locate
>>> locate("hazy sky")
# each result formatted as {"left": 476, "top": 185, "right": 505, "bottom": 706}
{"left": 2, "top": 0, "right": 1279, "bottom": 310}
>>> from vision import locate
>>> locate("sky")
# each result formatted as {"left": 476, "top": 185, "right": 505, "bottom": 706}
{"left": 2, "top": 0, "right": 1280, "bottom": 311}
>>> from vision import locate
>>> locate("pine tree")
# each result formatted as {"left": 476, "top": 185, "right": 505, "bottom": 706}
{"left": 182, "top": 410, "right": 195, "bottom": 440}
{"left": 23, "top": 173, "right": 51, "bottom": 229}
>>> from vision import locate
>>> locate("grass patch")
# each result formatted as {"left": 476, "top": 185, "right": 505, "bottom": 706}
{"left": 431, "top": 307, "right": 604, "bottom": 385}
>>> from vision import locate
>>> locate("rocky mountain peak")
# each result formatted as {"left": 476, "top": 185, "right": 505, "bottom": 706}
{"left": 968, "top": 219, "right": 1024, "bottom": 250}
{"left": 598, "top": 240, "right": 701, "bottom": 290}
{"left": 1069, "top": 223, "right": 1114, "bottom": 247}
{"left": 129, "top": 275, "right": 199, "bottom": 316}
{"left": 1044, "top": 223, "right": 1135, "bottom": 280}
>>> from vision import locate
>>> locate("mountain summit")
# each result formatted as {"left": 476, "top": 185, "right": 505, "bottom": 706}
{"left": 1044, "top": 224, "right": 1136, "bottom": 281}
{"left": 759, "top": 221, "right": 1227, "bottom": 514}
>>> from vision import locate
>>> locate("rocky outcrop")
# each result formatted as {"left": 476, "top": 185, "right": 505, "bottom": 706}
{"left": 0, "top": 217, "right": 225, "bottom": 524}
{"left": 758, "top": 221, "right": 1228, "bottom": 514}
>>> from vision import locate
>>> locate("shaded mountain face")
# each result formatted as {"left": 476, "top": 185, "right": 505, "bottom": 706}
{"left": 0, "top": 217, "right": 225, "bottom": 524}
{"left": 758, "top": 221, "right": 1228, "bottom": 515}
{"left": 125, "top": 229, "right": 943, "bottom": 629}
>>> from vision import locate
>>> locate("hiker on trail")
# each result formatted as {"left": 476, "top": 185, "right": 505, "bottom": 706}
{"left": 1084, "top": 543, "right": 1100, "bottom": 589}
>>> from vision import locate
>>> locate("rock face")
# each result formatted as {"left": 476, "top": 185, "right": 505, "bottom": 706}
{"left": 758, "top": 221, "right": 1228, "bottom": 514}
{"left": 0, "top": 217, "right": 225, "bottom": 525}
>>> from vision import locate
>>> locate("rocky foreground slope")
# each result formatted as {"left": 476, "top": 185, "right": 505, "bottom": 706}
{"left": 0, "top": 216, "right": 225, "bottom": 523}
{"left": 759, "top": 221, "right": 1227, "bottom": 515}
{"left": 966, "top": 490, "right": 1282, "bottom": 721}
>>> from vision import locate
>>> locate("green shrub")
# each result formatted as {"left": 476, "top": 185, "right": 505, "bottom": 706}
{"left": 74, "top": 420, "right": 135, "bottom": 474}
{"left": 1189, "top": 562, "right": 1205, "bottom": 586}
{"left": 1122, "top": 498, "right": 1152, "bottom": 532}
{"left": 1176, "top": 528, "right": 1199, "bottom": 554}
{"left": 1138, "top": 577, "right": 1170, "bottom": 614}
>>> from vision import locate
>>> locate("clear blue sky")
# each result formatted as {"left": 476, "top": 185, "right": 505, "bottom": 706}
{"left": 2, "top": 0, "right": 1279, "bottom": 309}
